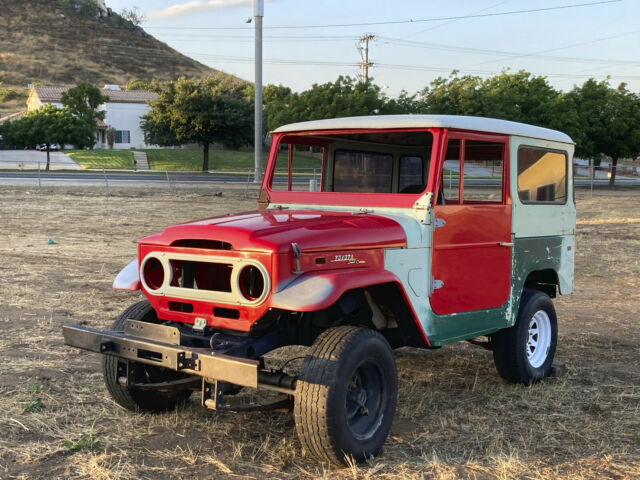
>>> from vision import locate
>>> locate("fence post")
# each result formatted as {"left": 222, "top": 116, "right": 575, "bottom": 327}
{"left": 37, "top": 162, "right": 41, "bottom": 192}
{"left": 102, "top": 166, "right": 111, "bottom": 197}
{"left": 244, "top": 168, "right": 252, "bottom": 199}
{"left": 165, "top": 171, "right": 172, "bottom": 193}
{"left": 590, "top": 158, "right": 594, "bottom": 198}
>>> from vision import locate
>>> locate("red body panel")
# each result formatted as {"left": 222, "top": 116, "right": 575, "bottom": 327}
{"left": 137, "top": 210, "right": 407, "bottom": 332}
{"left": 140, "top": 209, "right": 406, "bottom": 253}
{"left": 430, "top": 130, "right": 512, "bottom": 315}
{"left": 430, "top": 204, "right": 512, "bottom": 315}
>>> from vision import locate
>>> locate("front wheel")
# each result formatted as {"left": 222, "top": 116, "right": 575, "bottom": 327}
{"left": 294, "top": 326, "right": 398, "bottom": 465}
{"left": 102, "top": 301, "right": 192, "bottom": 412}
{"left": 492, "top": 289, "right": 558, "bottom": 385}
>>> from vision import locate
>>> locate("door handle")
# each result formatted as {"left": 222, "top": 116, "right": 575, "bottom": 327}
{"left": 499, "top": 242, "right": 514, "bottom": 247}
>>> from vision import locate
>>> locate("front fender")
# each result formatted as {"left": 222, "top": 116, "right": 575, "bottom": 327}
{"left": 113, "top": 259, "right": 141, "bottom": 291}
{"left": 270, "top": 268, "right": 400, "bottom": 312}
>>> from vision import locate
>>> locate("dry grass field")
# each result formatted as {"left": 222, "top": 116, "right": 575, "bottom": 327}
{"left": 0, "top": 186, "right": 638, "bottom": 480}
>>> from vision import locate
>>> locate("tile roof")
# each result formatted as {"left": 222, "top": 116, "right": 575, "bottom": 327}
{"left": 33, "top": 86, "right": 158, "bottom": 104}
{"left": 0, "top": 110, "right": 27, "bottom": 125}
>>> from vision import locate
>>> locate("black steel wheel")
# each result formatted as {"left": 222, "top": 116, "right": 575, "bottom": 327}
{"left": 102, "top": 300, "right": 192, "bottom": 412}
{"left": 294, "top": 326, "right": 397, "bottom": 465}
{"left": 492, "top": 289, "right": 558, "bottom": 385}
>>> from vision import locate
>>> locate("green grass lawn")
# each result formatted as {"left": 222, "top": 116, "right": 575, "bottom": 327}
{"left": 143, "top": 149, "right": 322, "bottom": 172}
{"left": 66, "top": 150, "right": 134, "bottom": 169}
{"left": 143, "top": 149, "right": 258, "bottom": 171}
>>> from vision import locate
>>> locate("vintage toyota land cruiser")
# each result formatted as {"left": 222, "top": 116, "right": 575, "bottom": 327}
{"left": 63, "top": 115, "right": 575, "bottom": 465}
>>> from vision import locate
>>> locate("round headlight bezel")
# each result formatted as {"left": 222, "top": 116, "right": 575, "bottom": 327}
{"left": 238, "top": 264, "right": 266, "bottom": 302}
{"left": 140, "top": 255, "right": 165, "bottom": 292}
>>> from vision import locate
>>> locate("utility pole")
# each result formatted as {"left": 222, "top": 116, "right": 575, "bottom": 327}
{"left": 357, "top": 34, "right": 374, "bottom": 83}
{"left": 253, "top": 0, "right": 264, "bottom": 183}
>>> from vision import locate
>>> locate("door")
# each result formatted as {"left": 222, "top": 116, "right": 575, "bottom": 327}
{"left": 430, "top": 133, "right": 512, "bottom": 316}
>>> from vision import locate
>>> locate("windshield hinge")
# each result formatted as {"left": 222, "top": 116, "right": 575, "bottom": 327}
{"left": 356, "top": 208, "right": 373, "bottom": 215}
{"left": 412, "top": 192, "right": 433, "bottom": 211}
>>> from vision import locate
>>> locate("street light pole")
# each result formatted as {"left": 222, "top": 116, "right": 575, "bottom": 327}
{"left": 253, "top": 0, "right": 264, "bottom": 184}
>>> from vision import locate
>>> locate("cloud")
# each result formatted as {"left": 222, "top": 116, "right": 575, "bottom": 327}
{"left": 147, "top": 0, "right": 263, "bottom": 20}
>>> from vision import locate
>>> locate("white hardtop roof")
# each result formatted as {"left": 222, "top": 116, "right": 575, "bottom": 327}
{"left": 273, "top": 114, "right": 574, "bottom": 144}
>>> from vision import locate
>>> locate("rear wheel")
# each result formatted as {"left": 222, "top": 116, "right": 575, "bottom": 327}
{"left": 492, "top": 289, "right": 558, "bottom": 385}
{"left": 294, "top": 326, "right": 397, "bottom": 465}
{"left": 102, "top": 301, "right": 192, "bottom": 412}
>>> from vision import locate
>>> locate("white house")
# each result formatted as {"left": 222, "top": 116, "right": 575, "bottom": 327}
{"left": 27, "top": 85, "right": 158, "bottom": 150}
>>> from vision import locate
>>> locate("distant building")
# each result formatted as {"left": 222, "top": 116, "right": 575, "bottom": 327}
{"left": 27, "top": 85, "right": 158, "bottom": 150}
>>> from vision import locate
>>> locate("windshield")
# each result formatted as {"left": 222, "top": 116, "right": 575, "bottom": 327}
{"left": 267, "top": 130, "right": 433, "bottom": 195}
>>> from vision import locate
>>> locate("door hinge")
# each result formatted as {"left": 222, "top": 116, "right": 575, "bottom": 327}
{"left": 434, "top": 218, "right": 446, "bottom": 228}
{"left": 432, "top": 279, "right": 444, "bottom": 291}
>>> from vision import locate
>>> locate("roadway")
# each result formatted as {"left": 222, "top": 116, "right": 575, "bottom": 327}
{"left": 0, "top": 171, "right": 639, "bottom": 187}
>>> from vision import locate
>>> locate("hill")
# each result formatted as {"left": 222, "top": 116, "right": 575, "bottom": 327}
{"left": 0, "top": 0, "right": 217, "bottom": 91}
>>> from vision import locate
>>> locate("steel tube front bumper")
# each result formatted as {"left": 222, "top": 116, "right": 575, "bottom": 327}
{"left": 62, "top": 320, "right": 259, "bottom": 388}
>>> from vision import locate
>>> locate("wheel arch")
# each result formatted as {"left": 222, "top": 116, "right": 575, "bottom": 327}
{"left": 270, "top": 269, "right": 430, "bottom": 348}
{"left": 523, "top": 268, "right": 559, "bottom": 298}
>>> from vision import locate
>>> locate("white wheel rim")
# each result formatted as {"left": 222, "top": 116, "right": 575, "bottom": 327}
{"left": 526, "top": 310, "right": 552, "bottom": 368}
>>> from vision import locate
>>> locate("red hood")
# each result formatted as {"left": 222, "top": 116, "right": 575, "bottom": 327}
{"left": 139, "top": 209, "right": 406, "bottom": 253}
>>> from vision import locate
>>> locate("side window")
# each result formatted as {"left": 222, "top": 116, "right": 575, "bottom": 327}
{"left": 398, "top": 155, "right": 424, "bottom": 193}
{"left": 517, "top": 147, "right": 567, "bottom": 203}
{"left": 463, "top": 140, "right": 503, "bottom": 203}
{"left": 271, "top": 143, "right": 324, "bottom": 191}
{"left": 333, "top": 150, "right": 393, "bottom": 193}
{"left": 271, "top": 144, "right": 290, "bottom": 190}
{"left": 442, "top": 139, "right": 461, "bottom": 203}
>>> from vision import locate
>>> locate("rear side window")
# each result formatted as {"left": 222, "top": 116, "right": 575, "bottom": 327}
{"left": 333, "top": 150, "right": 393, "bottom": 193}
{"left": 517, "top": 147, "right": 567, "bottom": 203}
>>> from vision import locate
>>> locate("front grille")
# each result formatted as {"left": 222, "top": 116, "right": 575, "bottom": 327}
{"left": 140, "top": 252, "right": 270, "bottom": 306}
{"left": 170, "top": 260, "right": 232, "bottom": 292}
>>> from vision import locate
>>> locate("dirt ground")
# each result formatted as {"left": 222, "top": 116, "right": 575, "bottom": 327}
{"left": 0, "top": 186, "right": 638, "bottom": 480}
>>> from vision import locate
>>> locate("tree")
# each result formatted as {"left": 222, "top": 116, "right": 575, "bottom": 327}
{"left": 61, "top": 83, "right": 108, "bottom": 148}
{"left": 126, "top": 78, "right": 163, "bottom": 93}
{"left": 419, "top": 72, "right": 483, "bottom": 116}
{"left": 264, "top": 76, "right": 387, "bottom": 131}
{"left": 62, "top": 83, "right": 108, "bottom": 124}
{"left": 1, "top": 105, "right": 84, "bottom": 170}
{"left": 120, "top": 6, "right": 145, "bottom": 26}
{"left": 566, "top": 79, "right": 640, "bottom": 185}
{"left": 106, "top": 127, "right": 116, "bottom": 149}
{"left": 142, "top": 75, "right": 253, "bottom": 171}
{"left": 418, "top": 70, "right": 576, "bottom": 132}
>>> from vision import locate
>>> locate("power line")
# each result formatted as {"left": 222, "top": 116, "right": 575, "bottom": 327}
{"left": 378, "top": 32, "right": 640, "bottom": 67}
{"left": 374, "top": 63, "right": 640, "bottom": 80}
{"left": 182, "top": 52, "right": 640, "bottom": 81}
{"left": 395, "top": 0, "right": 514, "bottom": 40}
{"left": 143, "top": 0, "right": 621, "bottom": 31}
{"left": 466, "top": 30, "right": 640, "bottom": 67}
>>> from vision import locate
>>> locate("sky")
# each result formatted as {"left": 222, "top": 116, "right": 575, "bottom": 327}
{"left": 105, "top": 0, "right": 640, "bottom": 97}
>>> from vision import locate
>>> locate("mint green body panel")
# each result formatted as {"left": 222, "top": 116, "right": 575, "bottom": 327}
{"left": 424, "top": 235, "right": 569, "bottom": 346}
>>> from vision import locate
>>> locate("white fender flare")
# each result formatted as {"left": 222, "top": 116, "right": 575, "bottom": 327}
{"left": 113, "top": 259, "right": 141, "bottom": 291}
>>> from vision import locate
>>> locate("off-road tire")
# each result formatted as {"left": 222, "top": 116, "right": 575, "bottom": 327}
{"left": 492, "top": 289, "right": 558, "bottom": 385}
{"left": 102, "top": 301, "right": 192, "bottom": 412}
{"left": 294, "top": 326, "right": 397, "bottom": 465}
